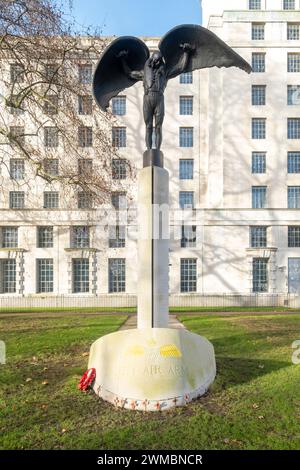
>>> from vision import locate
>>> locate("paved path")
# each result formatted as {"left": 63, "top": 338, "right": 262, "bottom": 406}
{"left": 119, "top": 314, "right": 186, "bottom": 330}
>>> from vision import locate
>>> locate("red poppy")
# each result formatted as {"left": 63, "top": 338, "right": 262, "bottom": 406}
{"left": 77, "top": 368, "right": 96, "bottom": 391}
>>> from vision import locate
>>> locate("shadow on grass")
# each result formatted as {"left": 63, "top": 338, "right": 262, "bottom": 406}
{"left": 215, "top": 356, "right": 291, "bottom": 389}
{"left": 209, "top": 331, "right": 295, "bottom": 357}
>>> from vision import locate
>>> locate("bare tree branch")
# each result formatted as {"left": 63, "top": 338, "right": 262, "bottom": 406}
{"left": 0, "top": 0, "right": 133, "bottom": 207}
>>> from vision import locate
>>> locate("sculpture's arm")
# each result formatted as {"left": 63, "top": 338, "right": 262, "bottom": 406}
{"left": 117, "top": 50, "right": 144, "bottom": 81}
{"left": 167, "top": 43, "right": 195, "bottom": 79}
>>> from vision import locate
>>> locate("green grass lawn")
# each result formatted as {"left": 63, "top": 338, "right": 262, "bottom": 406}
{"left": 0, "top": 312, "right": 299, "bottom": 450}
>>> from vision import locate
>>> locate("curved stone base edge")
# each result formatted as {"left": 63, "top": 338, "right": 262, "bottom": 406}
{"left": 88, "top": 328, "right": 216, "bottom": 412}
{"left": 92, "top": 373, "right": 215, "bottom": 411}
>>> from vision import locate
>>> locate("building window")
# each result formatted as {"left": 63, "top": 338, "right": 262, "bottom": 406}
{"left": 37, "top": 227, "right": 53, "bottom": 248}
{"left": 10, "top": 64, "right": 24, "bottom": 83}
{"left": 78, "top": 192, "right": 93, "bottom": 209}
{"left": 180, "top": 72, "right": 193, "bottom": 84}
{"left": 1, "top": 227, "right": 18, "bottom": 248}
{"left": 288, "top": 186, "right": 300, "bottom": 208}
{"left": 71, "top": 226, "right": 90, "bottom": 248}
{"left": 288, "top": 226, "right": 300, "bottom": 247}
{"left": 0, "top": 260, "right": 16, "bottom": 293}
{"left": 10, "top": 159, "right": 25, "bottom": 180}
{"left": 78, "top": 159, "right": 92, "bottom": 175}
{"left": 249, "top": 0, "right": 261, "bottom": 9}
{"left": 253, "top": 258, "right": 268, "bottom": 293}
{"left": 252, "top": 186, "right": 267, "bottom": 208}
{"left": 78, "top": 126, "right": 93, "bottom": 147}
{"left": 109, "top": 225, "right": 126, "bottom": 248}
{"left": 288, "top": 152, "right": 300, "bottom": 173}
{"left": 180, "top": 258, "right": 197, "bottom": 293}
{"left": 78, "top": 64, "right": 92, "bottom": 84}
{"left": 43, "top": 192, "right": 59, "bottom": 209}
{"left": 78, "top": 95, "right": 93, "bottom": 115}
{"left": 112, "top": 192, "right": 126, "bottom": 210}
{"left": 112, "top": 127, "right": 126, "bottom": 147}
{"left": 44, "top": 95, "right": 58, "bottom": 115}
{"left": 112, "top": 96, "right": 126, "bottom": 115}
{"left": 252, "top": 23, "right": 265, "bottom": 40}
{"left": 43, "top": 159, "right": 59, "bottom": 176}
{"left": 179, "top": 159, "right": 194, "bottom": 179}
{"left": 109, "top": 258, "right": 126, "bottom": 293}
{"left": 250, "top": 226, "right": 267, "bottom": 247}
{"left": 72, "top": 259, "right": 89, "bottom": 293}
{"left": 252, "top": 152, "right": 266, "bottom": 173}
{"left": 288, "top": 118, "right": 300, "bottom": 139}
{"left": 287, "top": 23, "right": 300, "bottom": 40}
{"left": 9, "top": 191, "right": 24, "bottom": 209}
{"left": 288, "top": 85, "right": 300, "bottom": 105}
{"left": 181, "top": 225, "right": 196, "bottom": 248}
{"left": 37, "top": 259, "right": 53, "bottom": 293}
{"left": 9, "top": 126, "right": 25, "bottom": 146}
{"left": 179, "top": 191, "right": 194, "bottom": 209}
{"left": 252, "top": 118, "right": 266, "bottom": 139}
{"left": 284, "top": 0, "right": 295, "bottom": 9}
{"left": 112, "top": 159, "right": 127, "bottom": 180}
{"left": 252, "top": 85, "right": 266, "bottom": 105}
{"left": 252, "top": 53, "right": 265, "bottom": 73}
{"left": 288, "top": 53, "right": 300, "bottom": 72}
{"left": 179, "top": 127, "right": 193, "bottom": 147}
{"left": 8, "top": 95, "right": 24, "bottom": 115}
{"left": 44, "top": 127, "right": 58, "bottom": 148}
{"left": 44, "top": 64, "right": 58, "bottom": 82}
{"left": 179, "top": 96, "right": 193, "bottom": 115}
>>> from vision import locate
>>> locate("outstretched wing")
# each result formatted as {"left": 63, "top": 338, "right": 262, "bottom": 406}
{"left": 93, "top": 37, "right": 149, "bottom": 112}
{"left": 159, "top": 24, "right": 251, "bottom": 79}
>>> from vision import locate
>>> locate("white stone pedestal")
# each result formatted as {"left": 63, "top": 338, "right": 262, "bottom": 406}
{"left": 88, "top": 328, "right": 216, "bottom": 411}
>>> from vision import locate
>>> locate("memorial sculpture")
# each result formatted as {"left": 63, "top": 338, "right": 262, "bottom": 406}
{"left": 93, "top": 24, "right": 251, "bottom": 151}
{"left": 82, "top": 25, "right": 251, "bottom": 411}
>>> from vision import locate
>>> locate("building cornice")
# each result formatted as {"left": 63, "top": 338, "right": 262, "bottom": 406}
{"left": 209, "top": 10, "right": 300, "bottom": 27}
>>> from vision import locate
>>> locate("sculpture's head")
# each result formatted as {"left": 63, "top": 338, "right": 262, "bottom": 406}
{"left": 149, "top": 50, "right": 163, "bottom": 68}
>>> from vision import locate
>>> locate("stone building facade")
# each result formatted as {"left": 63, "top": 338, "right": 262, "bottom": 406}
{"left": 0, "top": 0, "right": 299, "bottom": 307}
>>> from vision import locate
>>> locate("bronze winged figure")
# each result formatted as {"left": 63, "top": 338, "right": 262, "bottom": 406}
{"left": 93, "top": 24, "right": 251, "bottom": 151}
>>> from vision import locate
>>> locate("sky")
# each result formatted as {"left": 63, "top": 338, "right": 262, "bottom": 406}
{"left": 69, "top": 0, "right": 202, "bottom": 37}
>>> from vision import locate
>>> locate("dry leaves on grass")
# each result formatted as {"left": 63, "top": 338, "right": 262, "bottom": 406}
{"left": 223, "top": 438, "right": 243, "bottom": 446}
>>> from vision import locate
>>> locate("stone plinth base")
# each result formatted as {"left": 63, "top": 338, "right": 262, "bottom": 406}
{"left": 88, "top": 328, "right": 216, "bottom": 411}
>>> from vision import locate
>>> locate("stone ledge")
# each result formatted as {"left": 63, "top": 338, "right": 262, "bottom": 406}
{"left": 0, "top": 248, "right": 28, "bottom": 252}
{"left": 64, "top": 247, "right": 99, "bottom": 252}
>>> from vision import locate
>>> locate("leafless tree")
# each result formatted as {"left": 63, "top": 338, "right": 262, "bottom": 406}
{"left": 0, "top": 0, "right": 132, "bottom": 207}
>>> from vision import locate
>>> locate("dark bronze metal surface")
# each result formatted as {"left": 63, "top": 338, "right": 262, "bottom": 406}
{"left": 143, "top": 150, "right": 164, "bottom": 168}
{"left": 93, "top": 24, "right": 252, "bottom": 153}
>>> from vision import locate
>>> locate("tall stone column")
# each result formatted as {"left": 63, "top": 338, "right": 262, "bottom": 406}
{"left": 137, "top": 150, "right": 169, "bottom": 329}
